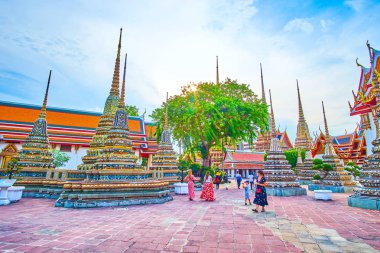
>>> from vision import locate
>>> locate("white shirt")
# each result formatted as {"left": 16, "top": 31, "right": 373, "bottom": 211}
{"left": 205, "top": 175, "right": 212, "bottom": 183}
{"left": 248, "top": 174, "right": 254, "bottom": 182}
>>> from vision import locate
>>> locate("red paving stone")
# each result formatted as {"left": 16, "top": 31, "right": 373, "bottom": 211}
{"left": 0, "top": 185, "right": 379, "bottom": 253}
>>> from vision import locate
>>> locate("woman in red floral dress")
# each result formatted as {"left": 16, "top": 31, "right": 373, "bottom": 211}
{"left": 200, "top": 171, "right": 215, "bottom": 201}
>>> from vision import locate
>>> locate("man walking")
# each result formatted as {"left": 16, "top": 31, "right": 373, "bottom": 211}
{"left": 248, "top": 173, "right": 254, "bottom": 190}
{"left": 236, "top": 171, "right": 242, "bottom": 189}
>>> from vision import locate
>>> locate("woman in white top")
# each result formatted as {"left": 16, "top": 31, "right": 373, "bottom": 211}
{"left": 200, "top": 171, "right": 215, "bottom": 201}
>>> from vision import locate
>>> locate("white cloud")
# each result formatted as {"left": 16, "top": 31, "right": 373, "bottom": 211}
{"left": 284, "top": 18, "right": 314, "bottom": 34}
{"left": 320, "top": 19, "right": 333, "bottom": 32}
{"left": 344, "top": 0, "right": 364, "bottom": 11}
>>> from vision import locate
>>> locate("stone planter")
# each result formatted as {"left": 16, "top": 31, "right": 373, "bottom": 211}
{"left": 314, "top": 190, "right": 332, "bottom": 200}
{"left": 0, "top": 179, "right": 16, "bottom": 206}
{"left": 7, "top": 186, "right": 25, "bottom": 203}
{"left": 173, "top": 182, "right": 188, "bottom": 195}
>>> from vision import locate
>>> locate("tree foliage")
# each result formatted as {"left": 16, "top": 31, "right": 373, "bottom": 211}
{"left": 50, "top": 149, "right": 70, "bottom": 168}
{"left": 284, "top": 148, "right": 306, "bottom": 168}
{"left": 6, "top": 158, "right": 21, "bottom": 179}
{"left": 125, "top": 105, "right": 139, "bottom": 116}
{"left": 151, "top": 79, "right": 269, "bottom": 166}
{"left": 312, "top": 158, "right": 333, "bottom": 189}
{"left": 344, "top": 162, "right": 361, "bottom": 180}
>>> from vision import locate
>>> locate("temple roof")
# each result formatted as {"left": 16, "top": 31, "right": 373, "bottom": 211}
{"left": 223, "top": 151, "right": 265, "bottom": 169}
{"left": 350, "top": 45, "right": 380, "bottom": 116}
{"left": 311, "top": 127, "right": 366, "bottom": 164}
{"left": 0, "top": 101, "right": 157, "bottom": 155}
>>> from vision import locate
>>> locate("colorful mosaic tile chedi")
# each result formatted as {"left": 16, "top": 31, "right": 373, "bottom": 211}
{"left": 263, "top": 90, "right": 306, "bottom": 196}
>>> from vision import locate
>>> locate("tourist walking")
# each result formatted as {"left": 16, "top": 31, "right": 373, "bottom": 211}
{"left": 248, "top": 173, "right": 254, "bottom": 190}
{"left": 223, "top": 173, "right": 229, "bottom": 190}
{"left": 200, "top": 171, "right": 215, "bottom": 201}
{"left": 184, "top": 169, "right": 196, "bottom": 201}
{"left": 236, "top": 171, "right": 242, "bottom": 189}
{"left": 244, "top": 181, "right": 252, "bottom": 205}
{"left": 215, "top": 172, "right": 221, "bottom": 190}
{"left": 252, "top": 170, "right": 268, "bottom": 212}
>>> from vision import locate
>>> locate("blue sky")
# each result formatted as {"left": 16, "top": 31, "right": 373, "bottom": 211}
{"left": 0, "top": 0, "right": 380, "bottom": 142}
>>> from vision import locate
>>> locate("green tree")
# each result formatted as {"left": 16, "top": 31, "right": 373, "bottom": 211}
{"left": 50, "top": 149, "right": 70, "bottom": 168}
{"left": 178, "top": 159, "right": 190, "bottom": 183}
{"left": 151, "top": 79, "right": 269, "bottom": 170}
{"left": 125, "top": 105, "right": 139, "bottom": 116}
{"left": 344, "top": 162, "right": 361, "bottom": 180}
{"left": 312, "top": 158, "right": 333, "bottom": 189}
{"left": 6, "top": 158, "right": 21, "bottom": 179}
{"left": 284, "top": 148, "right": 306, "bottom": 168}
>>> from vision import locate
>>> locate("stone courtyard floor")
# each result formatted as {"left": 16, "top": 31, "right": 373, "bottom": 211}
{"left": 0, "top": 186, "right": 379, "bottom": 253}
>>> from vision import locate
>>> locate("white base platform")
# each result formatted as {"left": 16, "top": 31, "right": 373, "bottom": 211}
{"left": 173, "top": 182, "right": 188, "bottom": 195}
{"left": 314, "top": 190, "right": 332, "bottom": 200}
{"left": 0, "top": 179, "right": 16, "bottom": 206}
{"left": 7, "top": 186, "right": 25, "bottom": 203}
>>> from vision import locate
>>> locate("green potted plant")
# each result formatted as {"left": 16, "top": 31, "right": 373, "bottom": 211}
{"left": 344, "top": 162, "right": 361, "bottom": 181}
{"left": 312, "top": 158, "right": 334, "bottom": 200}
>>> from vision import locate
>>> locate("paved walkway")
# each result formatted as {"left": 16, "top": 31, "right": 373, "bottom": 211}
{"left": 0, "top": 186, "right": 379, "bottom": 253}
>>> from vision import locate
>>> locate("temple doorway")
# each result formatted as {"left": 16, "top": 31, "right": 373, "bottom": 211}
{"left": 0, "top": 144, "right": 18, "bottom": 168}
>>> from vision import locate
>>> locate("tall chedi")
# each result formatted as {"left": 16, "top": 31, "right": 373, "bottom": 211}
{"left": 294, "top": 80, "right": 314, "bottom": 184}
{"left": 255, "top": 64, "right": 272, "bottom": 152}
{"left": 264, "top": 90, "right": 306, "bottom": 196}
{"left": 150, "top": 93, "right": 179, "bottom": 184}
{"left": 78, "top": 29, "right": 122, "bottom": 170}
{"left": 294, "top": 80, "right": 313, "bottom": 150}
{"left": 55, "top": 34, "right": 172, "bottom": 208}
{"left": 91, "top": 53, "right": 149, "bottom": 179}
{"left": 308, "top": 102, "right": 355, "bottom": 192}
{"left": 16, "top": 71, "right": 55, "bottom": 178}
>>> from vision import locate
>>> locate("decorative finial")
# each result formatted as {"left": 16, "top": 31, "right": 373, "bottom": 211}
{"left": 356, "top": 58, "right": 363, "bottom": 68}
{"left": 216, "top": 56, "right": 219, "bottom": 84}
{"left": 110, "top": 28, "right": 122, "bottom": 96}
{"left": 296, "top": 79, "right": 305, "bottom": 122}
{"left": 165, "top": 92, "right": 169, "bottom": 129}
{"left": 348, "top": 101, "right": 353, "bottom": 111}
{"left": 260, "top": 63, "right": 266, "bottom": 103}
{"left": 40, "top": 70, "right": 52, "bottom": 119}
{"left": 119, "top": 53, "right": 127, "bottom": 107}
{"left": 352, "top": 90, "right": 357, "bottom": 99}
{"left": 142, "top": 108, "right": 146, "bottom": 120}
{"left": 269, "top": 89, "right": 276, "bottom": 138}
{"left": 322, "top": 101, "right": 331, "bottom": 142}
{"left": 366, "top": 40, "right": 374, "bottom": 64}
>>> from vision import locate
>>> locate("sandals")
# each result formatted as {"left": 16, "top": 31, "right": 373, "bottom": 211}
{"left": 261, "top": 209, "right": 265, "bottom": 212}
{"left": 252, "top": 209, "right": 258, "bottom": 213}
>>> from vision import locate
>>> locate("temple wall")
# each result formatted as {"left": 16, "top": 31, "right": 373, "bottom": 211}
{"left": 0, "top": 141, "right": 149, "bottom": 170}
{"left": 52, "top": 144, "right": 87, "bottom": 170}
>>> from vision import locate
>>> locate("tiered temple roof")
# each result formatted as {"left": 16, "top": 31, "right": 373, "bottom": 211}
{"left": 348, "top": 42, "right": 380, "bottom": 207}
{"left": 150, "top": 93, "right": 179, "bottom": 182}
{"left": 311, "top": 127, "right": 367, "bottom": 165}
{"left": 263, "top": 90, "right": 305, "bottom": 196}
{"left": 349, "top": 42, "right": 379, "bottom": 121}
{"left": 223, "top": 151, "right": 264, "bottom": 171}
{"left": 294, "top": 80, "right": 313, "bottom": 150}
{"left": 16, "top": 71, "right": 55, "bottom": 176}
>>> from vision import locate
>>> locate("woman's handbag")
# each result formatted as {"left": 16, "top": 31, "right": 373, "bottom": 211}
{"left": 255, "top": 188, "right": 261, "bottom": 194}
